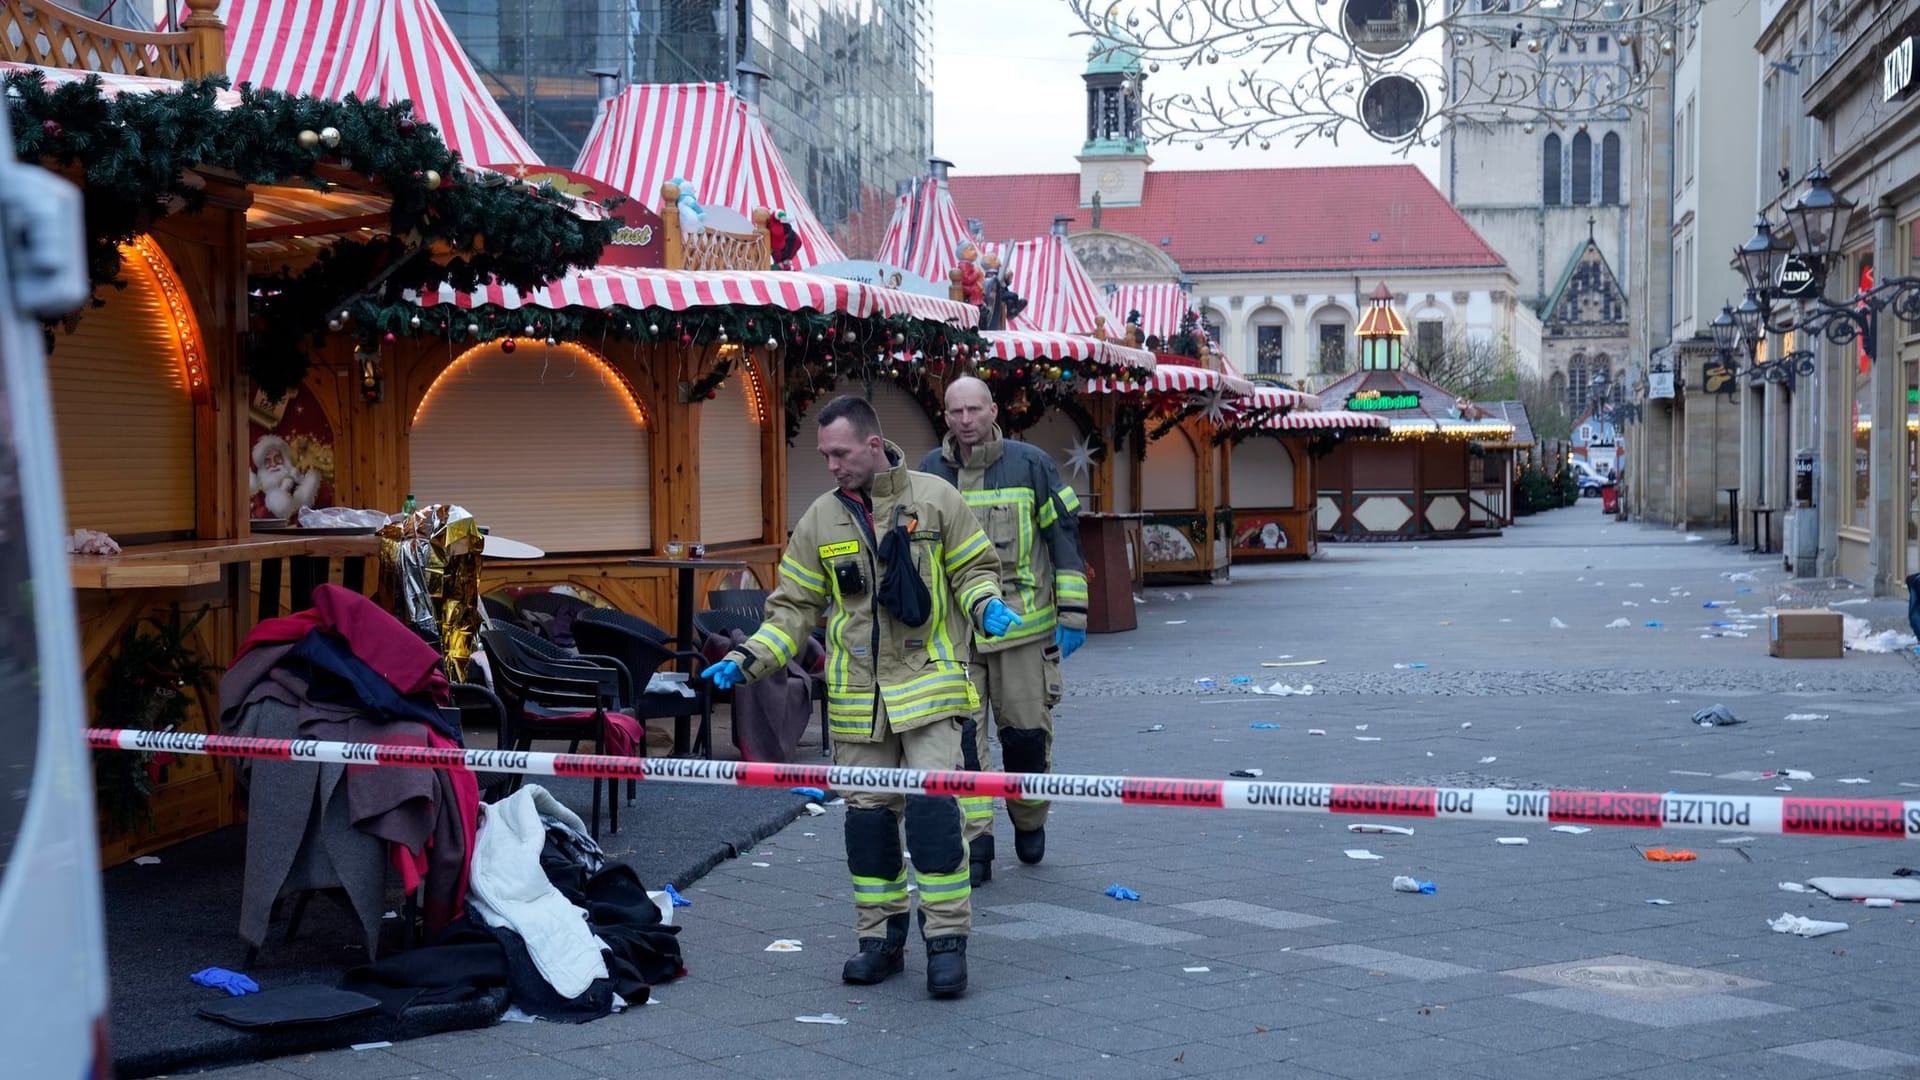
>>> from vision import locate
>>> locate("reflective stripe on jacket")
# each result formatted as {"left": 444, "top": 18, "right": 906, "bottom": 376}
{"left": 920, "top": 428, "right": 1087, "bottom": 652}
{"left": 727, "top": 441, "right": 1003, "bottom": 742}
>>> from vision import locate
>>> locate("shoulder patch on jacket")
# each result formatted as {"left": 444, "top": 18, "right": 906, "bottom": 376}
{"left": 819, "top": 540, "right": 859, "bottom": 559}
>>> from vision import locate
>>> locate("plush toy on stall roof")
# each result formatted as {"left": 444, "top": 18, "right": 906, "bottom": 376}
{"left": 766, "top": 209, "right": 801, "bottom": 268}
{"left": 1123, "top": 307, "right": 1145, "bottom": 348}
{"left": 668, "top": 177, "right": 705, "bottom": 233}
{"left": 954, "top": 241, "right": 985, "bottom": 306}
{"left": 979, "top": 250, "right": 1027, "bottom": 331}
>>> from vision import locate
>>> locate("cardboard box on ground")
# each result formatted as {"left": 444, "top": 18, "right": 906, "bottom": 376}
{"left": 1769, "top": 610, "right": 1844, "bottom": 659}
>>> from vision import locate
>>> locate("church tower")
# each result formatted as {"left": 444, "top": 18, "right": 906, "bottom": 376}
{"left": 1077, "top": 36, "right": 1152, "bottom": 208}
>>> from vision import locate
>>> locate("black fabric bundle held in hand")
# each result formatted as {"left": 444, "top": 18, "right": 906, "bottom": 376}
{"left": 875, "top": 507, "right": 932, "bottom": 628}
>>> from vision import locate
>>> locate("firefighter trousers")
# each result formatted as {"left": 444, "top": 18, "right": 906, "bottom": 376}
{"left": 961, "top": 639, "right": 1062, "bottom": 840}
{"left": 838, "top": 704, "right": 971, "bottom": 939}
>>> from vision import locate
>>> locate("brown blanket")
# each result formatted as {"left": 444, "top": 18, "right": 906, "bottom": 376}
{"left": 703, "top": 630, "right": 822, "bottom": 763}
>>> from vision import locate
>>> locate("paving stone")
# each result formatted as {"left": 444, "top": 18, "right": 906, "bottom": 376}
{"left": 1772, "top": 1039, "right": 1920, "bottom": 1072}
{"left": 1514, "top": 987, "right": 1790, "bottom": 1028}
{"left": 1294, "top": 943, "right": 1483, "bottom": 980}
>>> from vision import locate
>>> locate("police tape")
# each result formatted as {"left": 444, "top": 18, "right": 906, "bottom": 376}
{"left": 86, "top": 728, "right": 1920, "bottom": 840}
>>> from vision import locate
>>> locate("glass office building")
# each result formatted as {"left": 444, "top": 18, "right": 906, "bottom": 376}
{"left": 438, "top": 0, "right": 932, "bottom": 257}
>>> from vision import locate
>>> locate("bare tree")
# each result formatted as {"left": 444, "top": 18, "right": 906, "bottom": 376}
{"left": 1407, "top": 333, "right": 1572, "bottom": 441}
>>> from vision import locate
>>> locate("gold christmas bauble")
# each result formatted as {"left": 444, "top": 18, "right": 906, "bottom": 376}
{"left": 424, "top": 169, "right": 442, "bottom": 190}
{"left": 298, "top": 129, "right": 321, "bottom": 149}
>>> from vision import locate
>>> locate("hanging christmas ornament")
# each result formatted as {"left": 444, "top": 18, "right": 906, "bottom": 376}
{"left": 546, "top": 336, "right": 558, "bottom": 347}
{"left": 524, "top": 325, "right": 536, "bottom": 335}
{"left": 423, "top": 170, "right": 442, "bottom": 191}
{"left": 467, "top": 322, "right": 480, "bottom": 336}
{"left": 409, "top": 315, "right": 422, "bottom": 330}
{"left": 298, "top": 129, "right": 321, "bottom": 149}
{"left": 501, "top": 338, "right": 517, "bottom": 353}
{"left": 383, "top": 331, "right": 396, "bottom": 343}
{"left": 397, "top": 116, "right": 417, "bottom": 136}
{"left": 326, "top": 318, "right": 342, "bottom": 332}
{"left": 319, "top": 126, "right": 342, "bottom": 148}
{"left": 765, "top": 338, "right": 778, "bottom": 349}
{"left": 40, "top": 119, "right": 63, "bottom": 139}
{"left": 649, "top": 323, "right": 661, "bottom": 335}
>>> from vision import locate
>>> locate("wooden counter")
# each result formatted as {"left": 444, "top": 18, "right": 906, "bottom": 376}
{"left": 70, "top": 534, "right": 380, "bottom": 590}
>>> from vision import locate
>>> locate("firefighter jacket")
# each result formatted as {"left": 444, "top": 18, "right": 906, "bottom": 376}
{"left": 724, "top": 441, "right": 1005, "bottom": 743}
{"left": 919, "top": 427, "right": 1087, "bottom": 653}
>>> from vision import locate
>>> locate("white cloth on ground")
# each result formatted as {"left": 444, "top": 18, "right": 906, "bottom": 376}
{"left": 465, "top": 784, "right": 607, "bottom": 998}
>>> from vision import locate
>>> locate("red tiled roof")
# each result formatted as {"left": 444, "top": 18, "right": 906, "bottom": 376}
{"left": 947, "top": 165, "right": 1506, "bottom": 275}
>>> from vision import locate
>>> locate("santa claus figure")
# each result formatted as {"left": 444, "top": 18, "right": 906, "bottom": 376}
{"left": 249, "top": 433, "right": 323, "bottom": 520}
{"left": 954, "top": 241, "right": 984, "bottom": 306}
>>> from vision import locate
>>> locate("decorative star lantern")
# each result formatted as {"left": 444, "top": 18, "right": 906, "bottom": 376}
{"left": 1064, "top": 435, "right": 1102, "bottom": 481}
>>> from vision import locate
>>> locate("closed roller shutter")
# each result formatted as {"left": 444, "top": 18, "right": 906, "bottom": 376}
{"left": 1111, "top": 435, "right": 1135, "bottom": 512}
{"left": 410, "top": 343, "right": 649, "bottom": 554}
{"left": 787, "top": 397, "right": 835, "bottom": 531}
{"left": 51, "top": 271, "right": 196, "bottom": 537}
{"left": 698, "top": 373, "right": 764, "bottom": 544}
{"left": 1232, "top": 436, "right": 1296, "bottom": 508}
{"left": 1143, "top": 428, "right": 1197, "bottom": 510}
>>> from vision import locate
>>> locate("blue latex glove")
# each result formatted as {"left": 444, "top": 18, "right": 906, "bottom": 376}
{"left": 703, "top": 659, "right": 743, "bottom": 690}
{"left": 1104, "top": 884, "right": 1141, "bottom": 901}
{"left": 980, "top": 599, "right": 1023, "bottom": 638}
{"left": 1055, "top": 626, "right": 1086, "bottom": 659}
{"left": 190, "top": 966, "right": 260, "bottom": 996}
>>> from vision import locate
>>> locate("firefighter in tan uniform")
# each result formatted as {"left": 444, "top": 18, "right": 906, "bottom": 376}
{"left": 920, "top": 377, "right": 1088, "bottom": 885}
{"left": 705, "top": 394, "right": 1019, "bottom": 998}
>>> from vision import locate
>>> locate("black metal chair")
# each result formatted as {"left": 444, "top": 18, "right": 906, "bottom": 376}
{"left": 480, "top": 595, "right": 525, "bottom": 631}
{"left": 447, "top": 681, "right": 516, "bottom": 802}
{"left": 693, "top": 608, "right": 830, "bottom": 757}
{"left": 706, "top": 587, "right": 770, "bottom": 612}
{"left": 573, "top": 609, "right": 714, "bottom": 759}
{"left": 477, "top": 628, "right": 628, "bottom": 837}
{"left": 485, "top": 622, "right": 634, "bottom": 709}
{"left": 573, "top": 606, "right": 677, "bottom": 647}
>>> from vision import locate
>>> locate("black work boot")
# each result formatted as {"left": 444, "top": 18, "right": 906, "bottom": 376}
{"left": 925, "top": 935, "right": 969, "bottom": 998}
{"left": 842, "top": 913, "right": 908, "bottom": 985}
{"left": 1014, "top": 826, "right": 1045, "bottom": 865}
{"left": 968, "top": 833, "right": 994, "bottom": 887}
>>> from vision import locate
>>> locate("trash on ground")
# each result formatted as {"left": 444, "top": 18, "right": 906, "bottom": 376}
{"left": 663, "top": 883, "right": 691, "bottom": 907}
{"left": 1392, "top": 876, "right": 1437, "bottom": 894}
{"left": 1692, "top": 705, "right": 1743, "bottom": 727}
{"left": 1703, "top": 601, "right": 1722, "bottom": 608}
{"left": 1775, "top": 785, "right": 1793, "bottom": 792}
{"left": 1104, "top": 884, "right": 1142, "bottom": 901}
{"left": 1182, "top": 966, "right": 1211, "bottom": 973}
{"left": 1496, "top": 837, "right": 1528, "bottom": 846}
{"left": 497, "top": 1006, "right": 538, "bottom": 1023}
{"left": 1230, "top": 676, "right": 1252, "bottom": 685}
{"left": 1646, "top": 899, "right": 1673, "bottom": 906}
{"left": 1166, "top": 620, "right": 1189, "bottom": 626}
{"left": 1140, "top": 724, "right": 1165, "bottom": 733}
{"left": 1783, "top": 769, "right": 1814, "bottom": 781}
{"left": 1841, "top": 614, "right": 1918, "bottom": 653}
{"left": 803, "top": 802, "right": 826, "bottom": 816}
{"left": 1308, "top": 728, "right": 1327, "bottom": 736}
{"left": 1784, "top": 713, "right": 1831, "bottom": 721}
{"left": 1769, "top": 913, "right": 1848, "bottom": 938}
{"left": 1717, "top": 836, "right": 1757, "bottom": 844}
{"left": 1478, "top": 756, "right": 1498, "bottom": 764}
{"left": 190, "top": 967, "right": 260, "bottom": 996}
{"left": 790, "top": 787, "right": 827, "bottom": 800}
{"left": 351, "top": 1041, "right": 394, "bottom": 1051}
{"left": 1345, "top": 849, "right": 1384, "bottom": 861}
{"left": 1194, "top": 677, "right": 1215, "bottom": 688}
{"left": 1249, "top": 722, "right": 1280, "bottom": 730}
{"left": 1229, "top": 769, "right": 1264, "bottom": 778}
{"left": 1645, "top": 621, "right": 1664, "bottom": 628}
{"left": 1607, "top": 618, "right": 1632, "bottom": 629}
{"left": 1643, "top": 848, "right": 1698, "bottom": 862}
{"left": 1623, "top": 601, "right": 1640, "bottom": 607}
{"left": 795, "top": 1014, "right": 849, "bottom": 1025}
{"left": 751, "top": 862, "right": 772, "bottom": 868}
{"left": 1349, "top": 824, "right": 1415, "bottom": 835}
{"left": 1685, "top": 534, "right": 1705, "bottom": 542}
{"left": 133, "top": 856, "right": 162, "bottom": 866}
{"left": 1354, "top": 736, "right": 1382, "bottom": 742}
{"left": 1863, "top": 898, "right": 1897, "bottom": 908}
{"left": 1461, "top": 722, "right": 1472, "bottom": 729}
{"left": 1251, "top": 681, "right": 1315, "bottom": 695}
{"left": 1779, "top": 882, "right": 1812, "bottom": 893}
{"left": 1393, "top": 662, "right": 1429, "bottom": 669}
{"left": 1551, "top": 617, "right": 1570, "bottom": 629}
{"left": 1672, "top": 770, "right": 1713, "bottom": 777}
{"left": 1837, "top": 778, "right": 1871, "bottom": 785}
{"left": 765, "top": 939, "right": 804, "bottom": 952}
{"left": 1806, "top": 877, "right": 1920, "bottom": 902}
{"left": 1550, "top": 825, "right": 1592, "bottom": 835}
{"left": 1262, "top": 659, "right": 1328, "bottom": 667}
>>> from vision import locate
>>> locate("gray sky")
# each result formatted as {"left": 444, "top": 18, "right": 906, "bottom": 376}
{"left": 931, "top": 0, "right": 1440, "bottom": 182}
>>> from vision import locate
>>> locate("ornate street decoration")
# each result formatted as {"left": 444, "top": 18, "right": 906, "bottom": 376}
{"left": 1069, "top": 0, "right": 1699, "bottom": 150}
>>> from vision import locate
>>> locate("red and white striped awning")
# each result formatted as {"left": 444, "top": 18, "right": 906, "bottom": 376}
{"left": 905, "top": 179, "right": 971, "bottom": 286}
{"left": 573, "top": 82, "right": 846, "bottom": 269}
{"left": 1107, "top": 283, "right": 1193, "bottom": 340}
{"left": 875, "top": 188, "right": 913, "bottom": 267}
{"left": 1264, "top": 410, "right": 1390, "bottom": 431}
{"left": 1004, "top": 234, "right": 1106, "bottom": 337}
{"left": 1244, "top": 384, "right": 1320, "bottom": 410}
{"left": 981, "top": 330, "right": 1156, "bottom": 372}
{"left": 1087, "top": 362, "right": 1253, "bottom": 397}
{"left": 417, "top": 266, "right": 979, "bottom": 326}
{"left": 220, "top": 0, "right": 539, "bottom": 166}
{"left": 1, "top": 59, "right": 245, "bottom": 105}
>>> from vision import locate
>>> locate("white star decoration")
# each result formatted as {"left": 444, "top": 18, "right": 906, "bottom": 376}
{"left": 1198, "top": 386, "right": 1231, "bottom": 426}
{"left": 1064, "top": 435, "right": 1101, "bottom": 480}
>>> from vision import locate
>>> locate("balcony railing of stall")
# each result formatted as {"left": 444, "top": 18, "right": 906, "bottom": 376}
{"left": 0, "top": 0, "right": 225, "bottom": 80}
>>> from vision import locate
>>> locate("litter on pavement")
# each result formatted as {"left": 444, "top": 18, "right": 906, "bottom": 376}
{"left": 1863, "top": 898, "right": 1898, "bottom": 908}
{"left": 790, "top": 787, "right": 827, "bottom": 800}
{"left": 1496, "top": 837, "right": 1528, "bottom": 846}
{"left": 795, "top": 1014, "right": 849, "bottom": 1025}
{"left": 1645, "top": 899, "right": 1673, "bottom": 906}
{"left": 1782, "top": 769, "right": 1814, "bottom": 781}
{"left": 1806, "top": 877, "right": 1920, "bottom": 902}
{"left": 1607, "top": 618, "right": 1632, "bottom": 629}
{"left": 1139, "top": 724, "right": 1165, "bottom": 733}
{"left": 1784, "top": 713, "right": 1831, "bottom": 721}
{"left": 1262, "top": 659, "right": 1327, "bottom": 667}
{"left": 1769, "top": 913, "right": 1848, "bottom": 938}
{"left": 1345, "top": 850, "right": 1384, "bottom": 861}
{"left": 1692, "top": 705, "right": 1744, "bottom": 727}
{"left": 1104, "top": 884, "right": 1141, "bottom": 901}
{"left": 1550, "top": 825, "right": 1592, "bottom": 835}
{"left": 1837, "top": 778, "right": 1871, "bottom": 784}
{"left": 1250, "top": 681, "right": 1314, "bottom": 695}
{"left": 1551, "top": 618, "right": 1570, "bottom": 629}
{"left": 1779, "top": 882, "right": 1812, "bottom": 893}
{"left": 663, "top": 883, "right": 691, "bottom": 907}
{"left": 765, "top": 940, "right": 804, "bottom": 952}
{"left": 1643, "top": 848, "right": 1698, "bottom": 862}
{"left": 1392, "top": 876, "right": 1437, "bottom": 894}
{"left": 1308, "top": 728, "right": 1327, "bottom": 736}
{"left": 1229, "top": 769, "right": 1264, "bottom": 778}
{"left": 1354, "top": 736, "right": 1382, "bottom": 742}
{"left": 1478, "top": 756, "right": 1498, "bottom": 764}
{"left": 1249, "top": 722, "right": 1280, "bottom": 730}
{"left": 1349, "top": 824, "right": 1415, "bottom": 835}
{"left": 1183, "top": 966, "right": 1211, "bottom": 973}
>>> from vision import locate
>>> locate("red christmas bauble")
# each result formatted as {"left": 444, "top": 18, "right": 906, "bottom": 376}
{"left": 501, "top": 338, "right": 517, "bottom": 353}
{"left": 41, "top": 119, "right": 63, "bottom": 138}
{"left": 680, "top": 334, "right": 693, "bottom": 346}
{"left": 398, "top": 118, "right": 417, "bottom": 135}
{"left": 384, "top": 331, "right": 397, "bottom": 343}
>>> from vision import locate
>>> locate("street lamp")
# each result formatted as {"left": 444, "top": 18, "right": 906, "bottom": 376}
{"left": 1733, "top": 291, "right": 1769, "bottom": 344}
{"left": 1780, "top": 163, "right": 1854, "bottom": 268}
{"left": 1734, "top": 214, "right": 1792, "bottom": 296}
{"left": 1589, "top": 367, "right": 1641, "bottom": 424}
{"left": 1710, "top": 302, "right": 1740, "bottom": 354}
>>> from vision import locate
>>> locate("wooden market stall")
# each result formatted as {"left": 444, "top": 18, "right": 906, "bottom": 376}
{"left": 1313, "top": 285, "right": 1517, "bottom": 540}
{"left": 1229, "top": 409, "right": 1388, "bottom": 559}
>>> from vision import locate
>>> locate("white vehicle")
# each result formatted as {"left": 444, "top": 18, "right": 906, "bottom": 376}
{"left": 0, "top": 99, "right": 113, "bottom": 1076}
{"left": 1569, "top": 459, "right": 1611, "bottom": 497}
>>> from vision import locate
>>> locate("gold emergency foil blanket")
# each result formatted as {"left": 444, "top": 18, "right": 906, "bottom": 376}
{"left": 378, "top": 504, "right": 483, "bottom": 681}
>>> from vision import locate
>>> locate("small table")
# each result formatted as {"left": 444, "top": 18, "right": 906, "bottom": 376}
{"left": 1721, "top": 487, "right": 1741, "bottom": 546}
{"left": 626, "top": 555, "right": 751, "bottom": 667}
{"left": 1747, "top": 507, "right": 1776, "bottom": 555}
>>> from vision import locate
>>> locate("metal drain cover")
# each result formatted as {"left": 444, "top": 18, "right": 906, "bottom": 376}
{"left": 1505, "top": 955, "right": 1765, "bottom": 1000}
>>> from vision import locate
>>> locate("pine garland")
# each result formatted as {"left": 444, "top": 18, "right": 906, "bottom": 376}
{"left": 90, "top": 605, "right": 216, "bottom": 838}
{"left": 6, "top": 71, "right": 612, "bottom": 398}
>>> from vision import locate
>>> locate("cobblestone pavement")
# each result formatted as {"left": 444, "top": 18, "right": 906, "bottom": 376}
{"left": 187, "top": 507, "right": 1920, "bottom": 1080}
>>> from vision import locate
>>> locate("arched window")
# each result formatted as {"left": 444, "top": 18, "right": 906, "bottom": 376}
{"left": 1601, "top": 132, "right": 1621, "bottom": 204}
{"left": 1571, "top": 132, "right": 1593, "bottom": 205}
{"left": 1543, "top": 134, "right": 1563, "bottom": 206}
{"left": 1566, "top": 354, "right": 1589, "bottom": 412}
